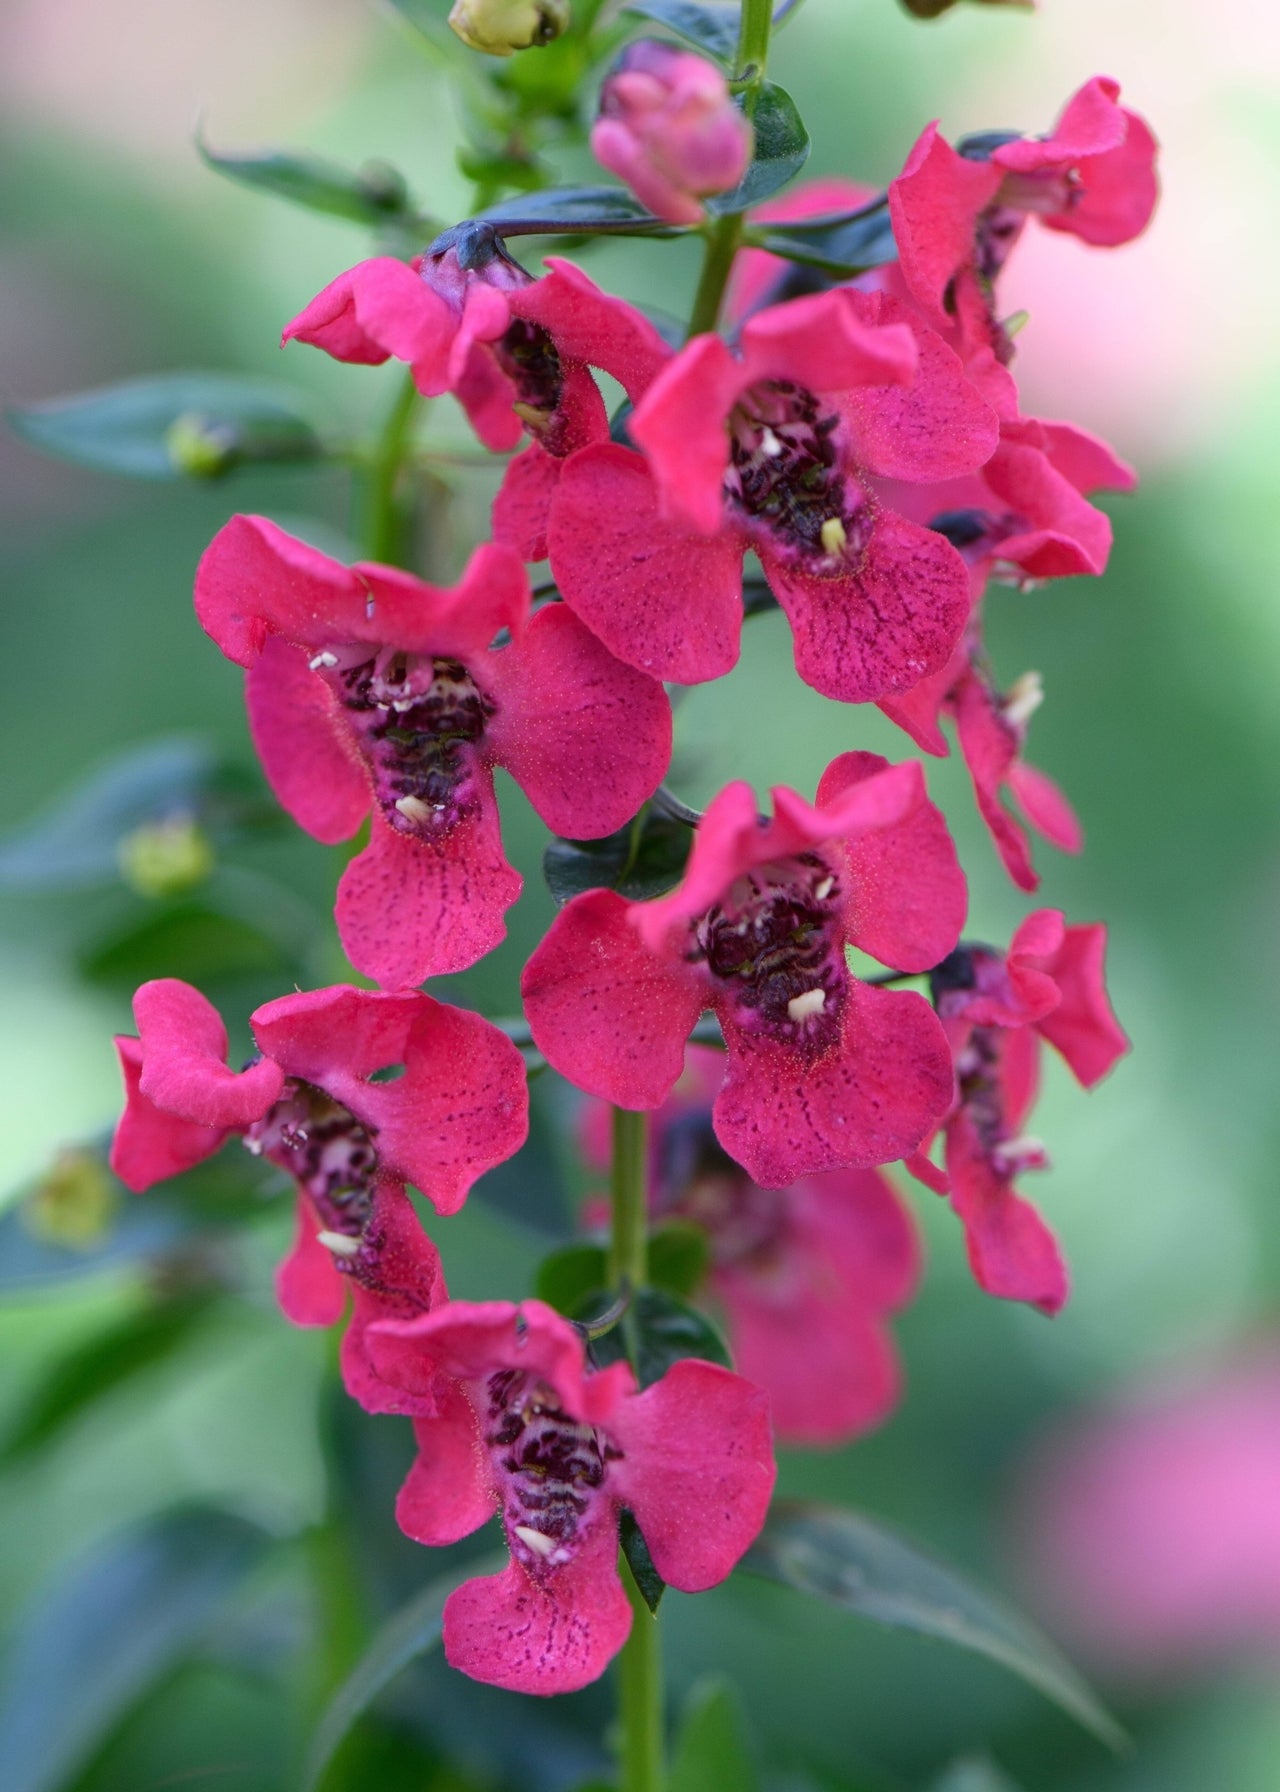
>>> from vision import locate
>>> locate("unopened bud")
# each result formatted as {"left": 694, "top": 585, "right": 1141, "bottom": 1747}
{"left": 448, "top": 0, "right": 569, "bottom": 56}
{"left": 591, "top": 40, "right": 753, "bottom": 226}
{"left": 166, "top": 411, "right": 239, "bottom": 478}
{"left": 25, "top": 1148, "right": 116, "bottom": 1250}
{"left": 118, "top": 813, "right": 215, "bottom": 897}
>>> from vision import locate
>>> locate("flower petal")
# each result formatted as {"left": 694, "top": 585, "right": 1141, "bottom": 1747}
{"left": 245, "top": 636, "right": 369, "bottom": 844}
{"left": 133, "top": 979, "right": 283, "bottom": 1129}
{"left": 109, "top": 1036, "right": 226, "bottom": 1192}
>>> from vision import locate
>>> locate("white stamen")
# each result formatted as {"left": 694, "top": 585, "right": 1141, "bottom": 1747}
{"left": 814, "top": 875, "right": 834, "bottom": 901}
{"left": 820, "top": 516, "right": 847, "bottom": 556}
{"left": 395, "top": 794, "right": 434, "bottom": 825}
{"left": 317, "top": 1230, "right": 362, "bottom": 1258}
{"left": 513, "top": 1524, "right": 557, "bottom": 1558}
{"left": 759, "top": 425, "right": 784, "bottom": 458}
{"left": 1002, "top": 670, "right": 1044, "bottom": 729}
{"left": 787, "top": 988, "right": 827, "bottom": 1023}
{"left": 308, "top": 650, "right": 338, "bottom": 670}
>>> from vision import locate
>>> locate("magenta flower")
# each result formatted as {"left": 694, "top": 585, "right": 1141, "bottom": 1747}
{"left": 110, "top": 979, "right": 528, "bottom": 1409}
{"left": 889, "top": 77, "right": 1159, "bottom": 415}
{"left": 582, "top": 1046, "right": 920, "bottom": 1446}
{"left": 591, "top": 41, "right": 753, "bottom": 226}
{"left": 546, "top": 284, "right": 998, "bottom": 701}
{"left": 194, "top": 516, "right": 671, "bottom": 989}
{"left": 284, "top": 237, "right": 670, "bottom": 561}
{"left": 523, "top": 753, "right": 963, "bottom": 1188}
{"left": 909, "top": 909, "right": 1129, "bottom": 1313}
{"left": 366, "top": 1298, "right": 775, "bottom": 1694}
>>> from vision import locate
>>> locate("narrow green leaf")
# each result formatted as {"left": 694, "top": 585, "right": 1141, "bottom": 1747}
{"left": 619, "top": 1510, "right": 666, "bottom": 1614}
{"left": 669, "top": 1677, "right": 759, "bottom": 1792}
{"left": 9, "top": 373, "right": 324, "bottom": 479}
{"left": 707, "top": 82, "right": 810, "bottom": 214}
{"left": 197, "top": 133, "right": 417, "bottom": 228}
{"left": 0, "top": 1509, "right": 266, "bottom": 1792}
{"left": 752, "top": 200, "right": 897, "bottom": 277}
{"left": 622, "top": 0, "right": 742, "bottom": 60}
{"left": 932, "top": 1759, "right": 1026, "bottom": 1792}
{"left": 744, "top": 1504, "right": 1126, "bottom": 1751}
{"left": 472, "top": 185, "right": 678, "bottom": 236}
{"left": 648, "top": 1221, "right": 710, "bottom": 1298}
{"left": 536, "top": 1243, "right": 609, "bottom": 1316}
{"left": 305, "top": 1557, "right": 503, "bottom": 1792}
{"left": 0, "top": 1290, "right": 221, "bottom": 1465}
{"left": 544, "top": 803, "right": 693, "bottom": 905}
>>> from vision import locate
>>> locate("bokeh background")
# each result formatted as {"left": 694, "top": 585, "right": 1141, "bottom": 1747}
{"left": 2, "top": 1, "right": 1279, "bottom": 1788}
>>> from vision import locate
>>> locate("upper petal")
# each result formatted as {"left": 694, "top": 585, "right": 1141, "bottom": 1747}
{"left": 109, "top": 1036, "right": 227, "bottom": 1192}
{"left": 628, "top": 333, "right": 750, "bottom": 534}
{"left": 245, "top": 636, "right": 369, "bottom": 844}
{"left": 133, "top": 979, "right": 283, "bottom": 1129}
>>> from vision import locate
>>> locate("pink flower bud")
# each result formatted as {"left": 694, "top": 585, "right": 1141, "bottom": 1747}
{"left": 591, "top": 41, "right": 753, "bottom": 226}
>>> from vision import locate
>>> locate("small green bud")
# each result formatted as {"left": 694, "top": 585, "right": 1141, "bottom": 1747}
{"left": 165, "top": 410, "right": 239, "bottom": 478}
{"left": 447, "top": 0, "right": 569, "bottom": 56}
{"left": 25, "top": 1148, "right": 116, "bottom": 1250}
{"left": 118, "top": 813, "right": 215, "bottom": 897}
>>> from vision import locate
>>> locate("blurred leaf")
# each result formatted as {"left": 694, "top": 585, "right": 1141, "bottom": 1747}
{"left": 544, "top": 803, "right": 693, "bottom": 905}
{"left": 305, "top": 1557, "right": 504, "bottom": 1792}
{"left": 536, "top": 1242, "right": 609, "bottom": 1314}
{"left": 0, "top": 1289, "right": 222, "bottom": 1466}
{"left": 0, "top": 737, "right": 217, "bottom": 891}
{"left": 0, "top": 1508, "right": 267, "bottom": 1792}
{"left": 9, "top": 373, "right": 324, "bottom": 479}
{"left": 932, "top": 1759, "right": 1026, "bottom": 1792}
{"left": 469, "top": 186, "right": 676, "bottom": 236}
{"left": 649, "top": 1221, "right": 710, "bottom": 1298}
{"left": 593, "top": 1287, "right": 732, "bottom": 1387}
{"left": 707, "top": 83, "right": 810, "bottom": 214}
{"left": 622, "top": 0, "right": 742, "bottom": 59}
{"left": 78, "top": 867, "right": 320, "bottom": 987}
{"left": 619, "top": 1510, "right": 666, "bottom": 1614}
{"left": 752, "top": 200, "right": 896, "bottom": 277}
{"left": 196, "top": 133, "right": 419, "bottom": 228}
{"left": 743, "top": 1505, "right": 1126, "bottom": 1751}
{"left": 669, "top": 1676, "right": 759, "bottom": 1792}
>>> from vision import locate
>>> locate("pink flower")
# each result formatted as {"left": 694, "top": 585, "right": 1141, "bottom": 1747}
{"left": 366, "top": 1298, "right": 775, "bottom": 1694}
{"left": 582, "top": 1047, "right": 920, "bottom": 1446}
{"left": 284, "top": 235, "right": 670, "bottom": 561}
{"left": 909, "top": 910, "right": 1129, "bottom": 1313}
{"left": 889, "top": 78, "right": 1159, "bottom": 416}
{"left": 591, "top": 41, "right": 753, "bottom": 226}
{"left": 194, "top": 516, "right": 671, "bottom": 989}
{"left": 523, "top": 752, "right": 963, "bottom": 1188}
{"left": 546, "top": 285, "right": 998, "bottom": 701}
{"left": 109, "top": 979, "right": 528, "bottom": 1409}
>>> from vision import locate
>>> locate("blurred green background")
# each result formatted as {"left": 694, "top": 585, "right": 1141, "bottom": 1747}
{"left": 2, "top": 0, "right": 1279, "bottom": 1788}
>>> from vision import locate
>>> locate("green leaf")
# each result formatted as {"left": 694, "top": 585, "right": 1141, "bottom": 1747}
{"left": 536, "top": 1243, "right": 609, "bottom": 1316}
{"left": 79, "top": 895, "right": 301, "bottom": 988}
{"left": 472, "top": 185, "right": 678, "bottom": 235}
{"left": 743, "top": 1504, "right": 1126, "bottom": 1751}
{"left": 932, "top": 1759, "right": 1026, "bottom": 1792}
{"left": 9, "top": 373, "right": 325, "bottom": 479}
{"left": 752, "top": 199, "right": 897, "bottom": 277}
{"left": 197, "top": 133, "right": 418, "bottom": 228}
{"left": 305, "top": 1557, "right": 503, "bottom": 1792}
{"left": 669, "top": 1676, "right": 759, "bottom": 1792}
{"left": 594, "top": 1287, "right": 732, "bottom": 1388}
{"left": 648, "top": 1221, "right": 710, "bottom": 1298}
{"left": 619, "top": 1510, "right": 666, "bottom": 1614}
{"left": 0, "top": 1289, "right": 221, "bottom": 1465}
{"left": 622, "top": 0, "right": 742, "bottom": 60}
{"left": 544, "top": 803, "right": 693, "bottom": 905}
{"left": 707, "top": 82, "right": 810, "bottom": 214}
{"left": 0, "top": 1508, "right": 267, "bottom": 1792}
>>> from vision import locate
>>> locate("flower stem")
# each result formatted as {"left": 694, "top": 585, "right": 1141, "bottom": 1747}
{"left": 618, "top": 1557, "right": 665, "bottom": 1792}
{"left": 361, "top": 368, "right": 420, "bottom": 564}
{"left": 737, "top": 0, "right": 774, "bottom": 83}
{"left": 608, "top": 1106, "right": 649, "bottom": 1291}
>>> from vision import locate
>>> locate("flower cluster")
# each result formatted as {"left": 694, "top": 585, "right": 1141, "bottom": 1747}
{"left": 109, "top": 51, "right": 1154, "bottom": 1697}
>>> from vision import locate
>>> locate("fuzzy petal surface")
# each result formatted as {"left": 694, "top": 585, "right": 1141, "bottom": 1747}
{"left": 110, "top": 1037, "right": 227, "bottom": 1192}
{"left": 396, "top": 1384, "right": 496, "bottom": 1547}
{"left": 889, "top": 122, "right": 1003, "bottom": 328}
{"left": 1030, "top": 922, "right": 1129, "bottom": 1088}
{"left": 492, "top": 440, "right": 563, "bottom": 562}
{"left": 510, "top": 258, "right": 672, "bottom": 403}
{"left": 945, "top": 1109, "right": 1069, "bottom": 1314}
{"left": 245, "top": 636, "right": 369, "bottom": 844}
{"left": 133, "top": 979, "right": 283, "bottom": 1129}
{"left": 628, "top": 334, "right": 752, "bottom": 534}
{"left": 738, "top": 289, "right": 917, "bottom": 399}
{"left": 276, "top": 1195, "right": 348, "bottom": 1327}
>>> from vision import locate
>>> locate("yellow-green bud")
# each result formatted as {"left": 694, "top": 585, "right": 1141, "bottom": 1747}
{"left": 165, "top": 411, "right": 238, "bottom": 478}
{"left": 118, "top": 813, "right": 215, "bottom": 898}
{"left": 447, "top": 0, "right": 569, "bottom": 56}
{"left": 25, "top": 1148, "right": 116, "bottom": 1250}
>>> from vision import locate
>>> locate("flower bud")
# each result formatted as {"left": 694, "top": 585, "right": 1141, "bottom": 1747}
{"left": 118, "top": 813, "right": 215, "bottom": 897}
{"left": 591, "top": 40, "right": 753, "bottom": 226}
{"left": 447, "top": 0, "right": 569, "bottom": 56}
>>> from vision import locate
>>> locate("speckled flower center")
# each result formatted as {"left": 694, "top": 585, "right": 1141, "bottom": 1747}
{"left": 245, "top": 1077, "right": 377, "bottom": 1237}
{"left": 689, "top": 852, "right": 846, "bottom": 1046}
{"left": 315, "top": 649, "right": 493, "bottom": 836}
{"left": 493, "top": 319, "right": 565, "bottom": 445}
{"left": 726, "top": 380, "right": 870, "bottom": 565}
{"left": 658, "top": 1112, "right": 787, "bottom": 1269}
{"left": 483, "top": 1369, "right": 619, "bottom": 1574}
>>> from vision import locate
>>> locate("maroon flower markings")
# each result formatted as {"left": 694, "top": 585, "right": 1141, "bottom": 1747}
{"left": 523, "top": 753, "right": 964, "bottom": 1189}
{"left": 582, "top": 1046, "right": 920, "bottom": 1446}
{"left": 109, "top": 979, "right": 529, "bottom": 1410}
{"left": 283, "top": 234, "right": 672, "bottom": 563}
{"left": 889, "top": 75, "right": 1159, "bottom": 417}
{"left": 194, "top": 517, "right": 671, "bottom": 990}
{"left": 546, "top": 285, "right": 1000, "bottom": 702}
{"left": 365, "top": 1299, "right": 775, "bottom": 1694}
{"left": 908, "top": 909, "right": 1129, "bottom": 1314}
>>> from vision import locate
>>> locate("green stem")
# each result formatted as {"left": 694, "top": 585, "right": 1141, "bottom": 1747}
{"left": 618, "top": 1556, "right": 664, "bottom": 1792}
{"left": 737, "top": 0, "right": 774, "bottom": 82}
{"left": 608, "top": 1106, "right": 649, "bottom": 1290}
{"left": 361, "top": 368, "right": 420, "bottom": 563}
{"left": 686, "top": 211, "right": 745, "bottom": 339}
